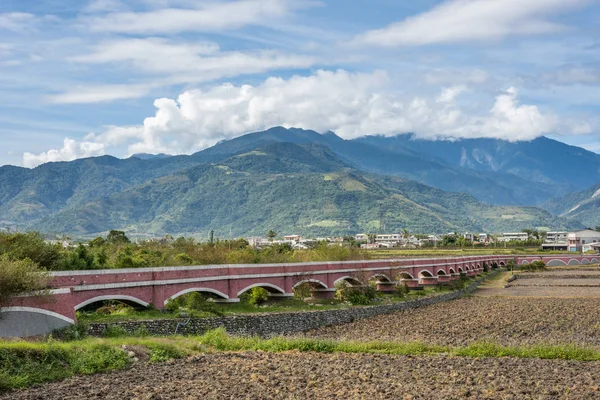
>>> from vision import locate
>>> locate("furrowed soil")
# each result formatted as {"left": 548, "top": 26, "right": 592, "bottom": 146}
{"left": 4, "top": 352, "right": 600, "bottom": 400}
{"left": 305, "top": 269, "right": 600, "bottom": 346}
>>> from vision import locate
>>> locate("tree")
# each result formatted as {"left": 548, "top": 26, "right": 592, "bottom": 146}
{"left": 595, "top": 226, "right": 600, "bottom": 232}
{"left": 0, "top": 255, "right": 50, "bottom": 306}
{"left": 267, "top": 230, "right": 277, "bottom": 242}
{"left": 106, "top": 230, "right": 130, "bottom": 245}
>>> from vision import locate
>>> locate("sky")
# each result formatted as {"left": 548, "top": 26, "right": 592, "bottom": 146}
{"left": 1, "top": 0, "right": 600, "bottom": 168}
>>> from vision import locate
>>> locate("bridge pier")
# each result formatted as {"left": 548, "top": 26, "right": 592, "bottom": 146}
{"left": 420, "top": 276, "right": 439, "bottom": 286}
{"left": 400, "top": 278, "right": 423, "bottom": 290}
{"left": 268, "top": 293, "right": 295, "bottom": 301}
{"left": 437, "top": 275, "right": 452, "bottom": 284}
{"left": 310, "top": 288, "right": 336, "bottom": 300}
{"left": 376, "top": 281, "right": 396, "bottom": 293}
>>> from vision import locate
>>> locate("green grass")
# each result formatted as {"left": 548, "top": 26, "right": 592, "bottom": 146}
{"left": 0, "top": 341, "right": 129, "bottom": 391}
{"left": 4, "top": 325, "right": 599, "bottom": 392}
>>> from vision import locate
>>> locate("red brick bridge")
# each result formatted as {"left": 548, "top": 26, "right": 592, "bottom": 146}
{"left": 1, "top": 254, "right": 595, "bottom": 337}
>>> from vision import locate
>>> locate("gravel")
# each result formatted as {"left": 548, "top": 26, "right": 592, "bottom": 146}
{"left": 3, "top": 352, "right": 600, "bottom": 400}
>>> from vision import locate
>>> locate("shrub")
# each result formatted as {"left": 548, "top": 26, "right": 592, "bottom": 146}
{"left": 247, "top": 287, "right": 270, "bottom": 306}
{"left": 175, "top": 253, "right": 194, "bottom": 264}
{"left": 149, "top": 344, "right": 184, "bottom": 363}
{"left": 54, "top": 323, "right": 89, "bottom": 341}
{"left": 337, "top": 285, "right": 377, "bottom": 305}
{"left": 520, "top": 260, "right": 547, "bottom": 272}
{"left": 0, "top": 254, "right": 50, "bottom": 306}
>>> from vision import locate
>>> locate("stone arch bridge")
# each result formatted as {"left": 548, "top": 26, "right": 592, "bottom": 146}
{"left": 1, "top": 254, "right": 593, "bottom": 337}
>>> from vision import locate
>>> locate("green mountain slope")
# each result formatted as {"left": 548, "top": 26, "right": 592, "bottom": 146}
{"left": 544, "top": 183, "right": 600, "bottom": 227}
{"left": 36, "top": 143, "right": 581, "bottom": 237}
{"left": 0, "top": 155, "right": 201, "bottom": 224}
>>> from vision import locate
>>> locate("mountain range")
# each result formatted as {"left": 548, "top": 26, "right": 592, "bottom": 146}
{"left": 0, "top": 127, "right": 596, "bottom": 238}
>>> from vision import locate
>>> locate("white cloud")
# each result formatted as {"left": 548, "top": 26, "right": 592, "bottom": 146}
{"left": 49, "top": 83, "right": 153, "bottom": 104}
{"left": 436, "top": 85, "right": 466, "bottom": 103}
{"left": 23, "top": 138, "right": 105, "bottom": 168}
{"left": 27, "top": 69, "right": 566, "bottom": 167}
{"left": 0, "top": 13, "right": 36, "bottom": 32}
{"left": 51, "top": 38, "right": 317, "bottom": 103}
{"left": 69, "top": 37, "right": 315, "bottom": 80}
{"left": 354, "top": 0, "right": 589, "bottom": 47}
{"left": 86, "top": 0, "right": 310, "bottom": 34}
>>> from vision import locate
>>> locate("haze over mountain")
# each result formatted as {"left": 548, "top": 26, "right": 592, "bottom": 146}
{"left": 0, "top": 127, "right": 589, "bottom": 238}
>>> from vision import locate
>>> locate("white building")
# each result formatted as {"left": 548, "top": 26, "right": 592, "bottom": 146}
{"left": 478, "top": 233, "right": 489, "bottom": 242}
{"left": 501, "top": 232, "right": 529, "bottom": 242}
{"left": 375, "top": 233, "right": 401, "bottom": 245}
{"left": 463, "top": 233, "right": 474, "bottom": 241}
{"left": 545, "top": 231, "right": 568, "bottom": 243}
{"left": 355, "top": 233, "right": 369, "bottom": 242}
{"left": 568, "top": 230, "right": 600, "bottom": 252}
{"left": 283, "top": 235, "right": 302, "bottom": 243}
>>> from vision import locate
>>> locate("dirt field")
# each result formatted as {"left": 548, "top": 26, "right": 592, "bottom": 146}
{"left": 4, "top": 351, "right": 600, "bottom": 400}
{"left": 306, "top": 269, "right": 600, "bottom": 346}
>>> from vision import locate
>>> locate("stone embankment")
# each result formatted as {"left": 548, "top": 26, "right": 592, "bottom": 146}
{"left": 87, "top": 275, "right": 491, "bottom": 337}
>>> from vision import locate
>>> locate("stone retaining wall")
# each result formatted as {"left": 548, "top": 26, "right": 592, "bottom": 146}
{"left": 87, "top": 274, "right": 491, "bottom": 337}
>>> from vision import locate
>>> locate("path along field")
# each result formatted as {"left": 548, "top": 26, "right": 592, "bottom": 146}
{"left": 5, "top": 267, "right": 600, "bottom": 400}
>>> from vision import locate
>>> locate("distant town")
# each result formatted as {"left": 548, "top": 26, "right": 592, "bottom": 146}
{"left": 243, "top": 229, "right": 600, "bottom": 253}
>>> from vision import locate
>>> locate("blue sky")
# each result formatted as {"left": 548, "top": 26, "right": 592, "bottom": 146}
{"left": 1, "top": 0, "right": 599, "bottom": 167}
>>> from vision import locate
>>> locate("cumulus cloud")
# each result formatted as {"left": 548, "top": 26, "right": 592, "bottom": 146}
{"left": 86, "top": 0, "right": 312, "bottom": 34}
{"left": 26, "top": 69, "right": 566, "bottom": 167}
{"left": 354, "top": 0, "right": 589, "bottom": 47}
{"left": 23, "top": 138, "right": 105, "bottom": 168}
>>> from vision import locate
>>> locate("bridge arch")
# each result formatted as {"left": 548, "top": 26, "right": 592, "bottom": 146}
{"left": 436, "top": 269, "right": 447, "bottom": 275}
{"left": 582, "top": 258, "right": 591, "bottom": 265}
{"left": 237, "top": 283, "right": 285, "bottom": 296}
{"left": 499, "top": 261, "right": 506, "bottom": 266}
{"left": 369, "top": 273, "right": 392, "bottom": 282}
{"left": 292, "top": 279, "right": 327, "bottom": 289}
{"left": 418, "top": 270, "right": 433, "bottom": 278}
{"left": 334, "top": 276, "right": 363, "bottom": 286}
{"left": 396, "top": 272, "right": 415, "bottom": 280}
{"left": 448, "top": 268, "right": 456, "bottom": 274}
{"left": 164, "top": 288, "right": 229, "bottom": 306}
{"left": 568, "top": 259, "right": 581, "bottom": 266}
{"left": 593, "top": 258, "right": 599, "bottom": 264}
{"left": 547, "top": 259, "right": 567, "bottom": 266}
{"left": 0, "top": 307, "right": 74, "bottom": 337}
{"left": 75, "top": 295, "right": 150, "bottom": 311}
{"left": 458, "top": 267, "right": 464, "bottom": 273}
